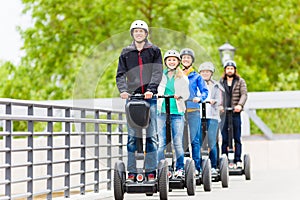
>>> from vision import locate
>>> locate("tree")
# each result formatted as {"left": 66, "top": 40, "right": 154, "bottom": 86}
{"left": 0, "top": 0, "right": 299, "bottom": 100}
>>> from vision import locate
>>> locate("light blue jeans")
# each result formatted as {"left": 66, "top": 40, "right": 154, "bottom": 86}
{"left": 127, "top": 98, "right": 158, "bottom": 176}
{"left": 157, "top": 113, "right": 185, "bottom": 170}
{"left": 187, "top": 111, "right": 202, "bottom": 171}
{"left": 202, "top": 119, "right": 219, "bottom": 169}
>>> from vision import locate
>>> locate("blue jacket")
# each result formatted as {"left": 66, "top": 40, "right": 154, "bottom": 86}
{"left": 186, "top": 70, "right": 209, "bottom": 109}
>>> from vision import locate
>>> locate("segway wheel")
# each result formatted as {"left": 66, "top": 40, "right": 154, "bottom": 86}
{"left": 113, "top": 160, "right": 126, "bottom": 200}
{"left": 244, "top": 154, "right": 251, "bottom": 180}
{"left": 219, "top": 154, "right": 229, "bottom": 188}
{"left": 185, "top": 158, "right": 196, "bottom": 196}
{"left": 158, "top": 160, "right": 169, "bottom": 200}
{"left": 202, "top": 158, "right": 212, "bottom": 192}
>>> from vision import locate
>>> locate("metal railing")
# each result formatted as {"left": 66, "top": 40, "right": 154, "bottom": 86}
{"left": 0, "top": 98, "right": 127, "bottom": 200}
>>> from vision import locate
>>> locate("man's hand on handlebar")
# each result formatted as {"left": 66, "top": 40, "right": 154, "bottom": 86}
{"left": 234, "top": 105, "right": 242, "bottom": 112}
{"left": 120, "top": 92, "right": 130, "bottom": 99}
{"left": 144, "top": 91, "right": 153, "bottom": 99}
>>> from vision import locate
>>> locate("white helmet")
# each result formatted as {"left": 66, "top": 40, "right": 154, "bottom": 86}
{"left": 130, "top": 20, "right": 149, "bottom": 34}
{"left": 163, "top": 50, "right": 181, "bottom": 61}
{"left": 199, "top": 61, "right": 215, "bottom": 73}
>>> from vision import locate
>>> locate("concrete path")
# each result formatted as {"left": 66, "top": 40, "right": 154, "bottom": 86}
{"left": 56, "top": 135, "right": 300, "bottom": 200}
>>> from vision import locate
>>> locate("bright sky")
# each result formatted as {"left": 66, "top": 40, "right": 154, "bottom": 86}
{"left": 0, "top": 0, "right": 31, "bottom": 64}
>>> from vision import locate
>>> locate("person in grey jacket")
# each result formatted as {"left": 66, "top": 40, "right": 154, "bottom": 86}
{"left": 219, "top": 60, "right": 248, "bottom": 168}
{"left": 199, "top": 61, "right": 224, "bottom": 175}
{"left": 116, "top": 20, "right": 163, "bottom": 182}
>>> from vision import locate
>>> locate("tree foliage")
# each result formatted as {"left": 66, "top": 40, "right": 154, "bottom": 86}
{"left": 0, "top": 0, "right": 299, "bottom": 100}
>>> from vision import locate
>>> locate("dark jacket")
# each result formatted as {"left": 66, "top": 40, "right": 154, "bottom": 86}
{"left": 116, "top": 40, "right": 163, "bottom": 94}
{"left": 220, "top": 76, "right": 248, "bottom": 109}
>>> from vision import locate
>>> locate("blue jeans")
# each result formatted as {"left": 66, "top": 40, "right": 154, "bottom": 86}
{"left": 127, "top": 98, "right": 158, "bottom": 176}
{"left": 187, "top": 111, "right": 202, "bottom": 171}
{"left": 157, "top": 113, "right": 185, "bottom": 170}
{"left": 202, "top": 119, "right": 218, "bottom": 169}
{"left": 221, "top": 112, "right": 242, "bottom": 163}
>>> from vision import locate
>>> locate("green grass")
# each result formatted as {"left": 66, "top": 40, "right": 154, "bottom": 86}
{"left": 250, "top": 108, "right": 300, "bottom": 134}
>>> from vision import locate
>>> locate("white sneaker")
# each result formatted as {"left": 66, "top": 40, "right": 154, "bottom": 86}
{"left": 195, "top": 170, "right": 199, "bottom": 176}
{"left": 175, "top": 169, "right": 184, "bottom": 177}
{"left": 236, "top": 162, "right": 243, "bottom": 169}
{"left": 228, "top": 162, "right": 235, "bottom": 169}
{"left": 211, "top": 168, "right": 218, "bottom": 176}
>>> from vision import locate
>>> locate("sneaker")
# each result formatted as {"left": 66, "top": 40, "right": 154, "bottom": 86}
{"left": 126, "top": 173, "right": 135, "bottom": 183}
{"left": 211, "top": 168, "right": 218, "bottom": 176}
{"left": 236, "top": 162, "right": 243, "bottom": 169}
{"left": 147, "top": 173, "right": 156, "bottom": 182}
{"left": 195, "top": 170, "right": 200, "bottom": 176}
{"left": 174, "top": 169, "right": 184, "bottom": 177}
{"left": 228, "top": 162, "right": 235, "bottom": 169}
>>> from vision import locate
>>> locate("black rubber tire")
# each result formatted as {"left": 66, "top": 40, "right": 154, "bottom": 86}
{"left": 157, "top": 160, "right": 164, "bottom": 181}
{"left": 220, "top": 154, "right": 229, "bottom": 188}
{"left": 244, "top": 154, "right": 251, "bottom": 180}
{"left": 202, "top": 158, "right": 212, "bottom": 192}
{"left": 158, "top": 160, "right": 169, "bottom": 200}
{"left": 146, "top": 193, "right": 153, "bottom": 196}
{"left": 113, "top": 160, "right": 125, "bottom": 200}
{"left": 184, "top": 158, "right": 191, "bottom": 187}
{"left": 185, "top": 159, "right": 196, "bottom": 196}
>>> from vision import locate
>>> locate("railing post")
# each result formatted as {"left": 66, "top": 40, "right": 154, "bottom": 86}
{"left": 27, "top": 105, "right": 34, "bottom": 200}
{"left": 106, "top": 111, "right": 112, "bottom": 190}
{"left": 118, "top": 113, "right": 123, "bottom": 160}
{"left": 47, "top": 107, "right": 53, "bottom": 199}
{"left": 5, "top": 103, "right": 12, "bottom": 199}
{"left": 94, "top": 110, "right": 100, "bottom": 193}
{"left": 80, "top": 110, "right": 86, "bottom": 195}
{"left": 64, "top": 108, "right": 71, "bottom": 198}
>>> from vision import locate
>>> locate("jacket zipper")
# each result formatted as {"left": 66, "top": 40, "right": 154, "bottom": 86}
{"left": 138, "top": 51, "right": 144, "bottom": 93}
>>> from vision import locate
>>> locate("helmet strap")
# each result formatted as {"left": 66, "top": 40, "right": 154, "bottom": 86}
{"left": 183, "top": 65, "right": 191, "bottom": 70}
{"left": 167, "top": 64, "right": 179, "bottom": 71}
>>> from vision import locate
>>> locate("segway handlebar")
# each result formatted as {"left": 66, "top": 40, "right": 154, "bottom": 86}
{"left": 128, "top": 94, "right": 177, "bottom": 100}
{"left": 225, "top": 107, "right": 233, "bottom": 111}
{"left": 156, "top": 94, "right": 175, "bottom": 99}
{"left": 186, "top": 99, "right": 211, "bottom": 104}
{"left": 128, "top": 93, "right": 145, "bottom": 100}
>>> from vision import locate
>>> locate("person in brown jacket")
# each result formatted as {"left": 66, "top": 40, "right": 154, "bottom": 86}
{"left": 219, "top": 60, "right": 247, "bottom": 168}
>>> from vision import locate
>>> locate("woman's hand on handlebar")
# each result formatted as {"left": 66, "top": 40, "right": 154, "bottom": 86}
{"left": 219, "top": 106, "right": 224, "bottom": 113}
{"left": 210, "top": 99, "right": 216, "bottom": 105}
{"left": 174, "top": 95, "right": 181, "bottom": 100}
{"left": 192, "top": 97, "right": 201, "bottom": 103}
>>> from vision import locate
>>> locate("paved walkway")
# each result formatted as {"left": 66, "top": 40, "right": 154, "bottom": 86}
{"left": 56, "top": 135, "right": 300, "bottom": 200}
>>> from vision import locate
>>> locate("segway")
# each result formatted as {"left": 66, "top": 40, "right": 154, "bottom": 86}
{"left": 201, "top": 102, "right": 229, "bottom": 188}
{"left": 225, "top": 107, "right": 251, "bottom": 180}
{"left": 183, "top": 100, "right": 211, "bottom": 192}
{"left": 158, "top": 95, "right": 196, "bottom": 196}
{"left": 113, "top": 94, "right": 169, "bottom": 200}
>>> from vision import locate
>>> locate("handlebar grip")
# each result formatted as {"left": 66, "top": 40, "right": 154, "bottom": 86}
{"left": 156, "top": 95, "right": 175, "bottom": 98}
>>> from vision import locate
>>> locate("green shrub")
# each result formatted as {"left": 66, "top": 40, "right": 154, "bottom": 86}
{"left": 250, "top": 108, "right": 300, "bottom": 134}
